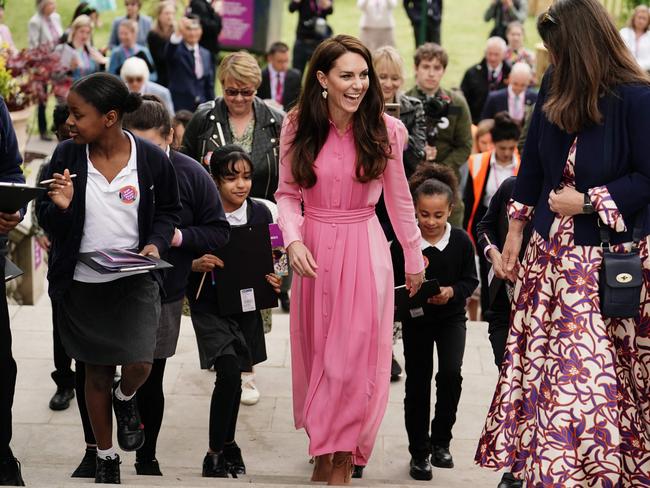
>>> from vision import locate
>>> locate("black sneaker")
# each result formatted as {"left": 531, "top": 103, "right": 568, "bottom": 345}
{"left": 352, "top": 464, "right": 364, "bottom": 478}
{"left": 112, "top": 383, "right": 145, "bottom": 451}
{"left": 409, "top": 456, "right": 432, "bottom": 481}
{"left": 431, "top": 445, "right": 454, "bottom": 468}
{"left": 390, "top": 355, "right": 402, "bottom": 382}
{"left": 202, "top": 452, "right": 228, "bottom": 478}
{"left": 223, "top": 442, "right": 245, "bottom": 476}
{"left": 0, "top": 456, "right": 25, "bottom": 486}
{"left": 49, "top": 386, "right": 75, "bottom": 411}
{"left": 71, "top": 447, "right": 97, "bottom": 478}
{"left": 134, "top": 458, "right": 162, "bottom": 476}
{"left": 95, "top": 454, "right": 120, "bottom": 484}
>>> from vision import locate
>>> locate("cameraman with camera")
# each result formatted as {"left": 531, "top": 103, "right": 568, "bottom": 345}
{"left": 406, "top": 43, "right": 472, "bottom": 227}
{"left": 288, "top": 0, "right": 333, "bottom": 75}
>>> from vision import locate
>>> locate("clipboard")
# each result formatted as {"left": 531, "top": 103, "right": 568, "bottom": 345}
{"left": 0, "top": 182, "right": 46, "bottom": 214}
{"left": 395, "top": 279, "right": 441, "bottom": 321}
{"left": 78, "top": 250, "right": 173, "bottom": 274}
{"left": 4, "top": 258, "right": 23, "bottom": 282}
{"left": 213, "top": 224, "right": 277, "bottom": 315}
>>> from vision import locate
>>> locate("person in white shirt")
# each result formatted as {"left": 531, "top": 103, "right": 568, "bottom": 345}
{"left": 120, "top": 56, "right": 175, "bottom": 114}
{"left": 620, "top": 5, "right": 650, "bottom": 72}
{"left": 357, "top": 0, "right": 397, "bottom": 51}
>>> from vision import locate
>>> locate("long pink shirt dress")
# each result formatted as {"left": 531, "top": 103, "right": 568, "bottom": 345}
{"left": 275, "top": 114, "right": 424, "bottom": 465}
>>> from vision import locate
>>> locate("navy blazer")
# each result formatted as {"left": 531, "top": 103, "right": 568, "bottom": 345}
{"left": 480, "top": 87, "right": 537, "bottom": 122}
{"left": 165, "top": 41, "right": 215, "bottom": 112}
{"left": 258, "top": 67, "right": 302, "bottom": 111}
{"left": 37, "top": 134, "right": 182, "bottom": 300}
{"left": 515, "top": 71, "right": 650, "bottom": 245}
{"left": 0, "top": 97, "right": 24, "bottom": 255}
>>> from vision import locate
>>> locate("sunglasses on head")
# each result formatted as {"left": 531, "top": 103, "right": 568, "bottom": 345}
{"left": 224, "top": 88, "right": 256, "bottom": 97}
{"left": 541, "top": 7, "right": 558, "bottom": 25}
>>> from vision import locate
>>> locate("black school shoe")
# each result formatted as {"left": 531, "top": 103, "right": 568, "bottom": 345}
{"left": 223, "top": 443, "right": 245, "bottom": 476}
{"left": 202, "top": 452, "right": 228, "bottom": 478}
{"left": 71, "top": 447, "right": 97, "bottom": 478}
{"left": 409, "top": 457, "right": 432, "bottom": 481}
{"left": 390, "top": 355, "right": 402, "bottom": 382}
{"left": 134, "top": 458, "right": 162, "bottom": 476}
{"left": 497, "top": 472, "right": 523, "bottom": 488}
{"left": 431, "top": 445, "right": 454, "bottom": 468}
{"left": 49, "top": 386, "right": 75, "bottom": 411}
{"left": 112, "top": 383, "right": 145, "bottom": 451}
{"left": 0, "top": 456, "right": 25, "bottom": 486}
{"left": 95, "top": 454, "right": 120, "bottom": 484}
{"left": 279, "top": 292, "right": 290, "bottom": 313}
{"left": 352, "top": 464, "right": 364, "bottom": 479}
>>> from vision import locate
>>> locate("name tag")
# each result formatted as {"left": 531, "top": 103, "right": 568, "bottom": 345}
{"left": 409, "top": 307, "right": 424, "bottom": 318}
{"left": 240, "top": 288, "right": 256, "bottom": 312}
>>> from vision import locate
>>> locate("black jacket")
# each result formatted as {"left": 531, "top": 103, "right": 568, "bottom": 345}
{"left": 163, "top": 150, "right": 229, "bottom": 303}
{"left": 460, "top": 58, "right": 511, "bottom": 124}
{"left": 397, "top": 93, "right": 426, "bottom": 175}
{"left": 188, "top": 0, "right": 222, "bottom": 55}
{"left": 37, "top": 135, "right": 182, "bottom": 300}
{"left": 0, "top": 97, "right": 24, "bottom": 256}
{"left": 476, "top": 176, "right": 532, "bottom": 305}
{"left": 403, "top": 0, "right": 442, "bottom": 24}
{"left": 181, "top": 97, "right": 284, "bottom": 201}
{"left": 288, "top": 0, "right": 333, "bottom": 41}
{"left": 257, "top": 67, "right": 302, "bottom": 112}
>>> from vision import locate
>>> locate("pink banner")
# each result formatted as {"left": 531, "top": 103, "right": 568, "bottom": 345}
{"left": 219, "top": 0, "right": 255, "bottom": 48}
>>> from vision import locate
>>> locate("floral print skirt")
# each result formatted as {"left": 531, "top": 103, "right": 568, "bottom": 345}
{"left": 475, "top": 213, "right": 650, "bottom": 486}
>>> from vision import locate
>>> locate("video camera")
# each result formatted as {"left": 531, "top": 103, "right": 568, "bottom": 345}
{"left": 423, "top": 94, "right": 451, "bottom": 147}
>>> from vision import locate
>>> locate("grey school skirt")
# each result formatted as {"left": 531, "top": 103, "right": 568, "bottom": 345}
{"left": 153, "top": 298, "right": 184, "bottom": 359}
{"left": 58, "top": 274, "right": 161, "bottom": 365}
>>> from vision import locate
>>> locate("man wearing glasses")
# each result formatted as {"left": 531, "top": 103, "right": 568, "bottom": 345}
{"left": 166, "top": 15, "right": 215, "bottom": 112}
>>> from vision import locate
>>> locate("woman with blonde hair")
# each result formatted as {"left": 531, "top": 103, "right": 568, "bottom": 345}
{"left": 620, "top": 4, "right": 650, "bottom": 71}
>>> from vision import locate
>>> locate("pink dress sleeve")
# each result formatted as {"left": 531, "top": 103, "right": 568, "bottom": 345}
{"left": 274, "top": 117, "right": 304, "bottom": 247}
{"left": 588, "top": 186, "right": 627, "bottom": 233}
{"left": 382, "top": 116, "right": 424, "bottom": 275}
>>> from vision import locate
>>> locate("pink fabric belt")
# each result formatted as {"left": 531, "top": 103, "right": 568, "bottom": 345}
{"left": 303, "top": 205, "right": 375, "bottom": 224}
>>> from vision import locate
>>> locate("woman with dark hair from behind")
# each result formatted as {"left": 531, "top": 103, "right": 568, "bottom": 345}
{"left": 476, "top": 1, "right": 650, "bottom": 486}
{"left": 463, "top": 111, "right": 520, "bottom": 315}
{"left": 121, "top": 94, "right": 230, "bottom": 476}
{"left": 276, "top": 34, "right": 425, "bottom": 484}
{"left": 37, "top": 73, "right": 181, "bottom": 484}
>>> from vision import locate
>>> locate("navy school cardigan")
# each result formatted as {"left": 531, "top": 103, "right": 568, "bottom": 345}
{"left": 515, "top": 71, "right": 650, "bottom": 245}
{"left": 37, "top": 133, "right": 182, "bottom": 300}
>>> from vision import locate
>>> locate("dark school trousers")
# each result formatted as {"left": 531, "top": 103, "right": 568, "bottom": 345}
{"left": 51, "top": 299, "right": 75, "bottom": 389}
{"left": 0, "top": 254, "right": 17, "bottom": 459}
{"left": 483, "top": 285, "right": 511, "bottom": 369}
{"left": 411, "top": 19, "right": 441, "bottom": 48}
{"left": 402, "top": 314, "right": 466, "bottom": 460}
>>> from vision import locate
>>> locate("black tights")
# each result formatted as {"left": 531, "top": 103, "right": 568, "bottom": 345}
{"left": 136, "top": 358, "right": 167, "bottom": 461}
{"left": 209, "top": 355, "right": 241, "bottom": 452}
{"left": 74, "top": 361, "right": 96, "bottom": 446}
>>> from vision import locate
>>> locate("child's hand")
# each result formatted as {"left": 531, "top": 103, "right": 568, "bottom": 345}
{"left": 140, "top": 244, "right": 160, "bottom": 258}
{"left": 47, "top": 169, "right": 74, "bottom": 210}
{"left": 427, "top": 286, "right": 454, "bottom": 305}
{"left": 266, "top": 273, "right": 282, "bottom": 294}
{"left": 487, "top": 248, "right": 506, "bottom": 279}
{"left": 192, "top": 254, "right": 224, "bottom": 272}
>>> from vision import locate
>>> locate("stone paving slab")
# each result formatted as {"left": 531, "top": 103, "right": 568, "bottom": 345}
{"left": 8, "top": 294, "right": 503, "bottom": 487}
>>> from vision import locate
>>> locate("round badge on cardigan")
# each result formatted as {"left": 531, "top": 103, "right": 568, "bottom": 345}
{"left": 118, "top": 185, "right": 138, "bottom": 204}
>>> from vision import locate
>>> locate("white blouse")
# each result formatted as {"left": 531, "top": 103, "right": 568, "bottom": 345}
{"left": 620, "top": 27, "right": 650, "bottom": 71}
{"left": 357, "top": 0, "right": 397, "bottom": 28}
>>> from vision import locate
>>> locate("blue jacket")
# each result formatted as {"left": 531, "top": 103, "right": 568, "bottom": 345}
{"left": 37, "top": 134, "right": 182, "bottom": 300}
{"left": 0, "top": 97, "right": 24, "bottom": 255}
{"left": 480, "top": 87, "right": 537, "bottom": 122}
{"left": 514, "top": 72, "right": 650, "bottom": 245}
{"left": 165, "top": 41, "right": 214, "bottom": 112}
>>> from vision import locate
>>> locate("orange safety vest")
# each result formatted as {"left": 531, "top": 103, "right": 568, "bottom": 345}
{"left": 465, "top": 150, "right": 521, "bottom": 238}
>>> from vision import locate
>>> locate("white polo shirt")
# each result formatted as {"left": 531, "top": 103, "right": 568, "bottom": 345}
{"left": 74, "top": 131, "right": 144, "bottom": 283}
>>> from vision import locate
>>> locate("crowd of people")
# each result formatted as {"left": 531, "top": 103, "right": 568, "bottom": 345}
{"left": 1, "top": 0, "right": 650, "bottom": 487}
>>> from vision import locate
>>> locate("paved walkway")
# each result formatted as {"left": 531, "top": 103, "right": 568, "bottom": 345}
{"left": 7, "top": 295, "right": 503, "bottom": 488}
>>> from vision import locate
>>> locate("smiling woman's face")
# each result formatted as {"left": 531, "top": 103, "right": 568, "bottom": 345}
{"left": 317, "top": 52, "right": 370, "bottom": 117}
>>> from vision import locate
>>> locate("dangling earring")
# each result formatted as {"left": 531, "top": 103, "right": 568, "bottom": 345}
{"left": 321, "top": 88, "right": 328, "bottom": 100}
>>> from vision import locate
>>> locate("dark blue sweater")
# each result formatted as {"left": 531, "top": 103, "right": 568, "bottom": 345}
{"left": 0, "top": 97, "right": 24, "bottom": 256}
{"left": 515, "top": 71, "right": 650, "bottom": 245}
{"left": 37, "top": 133, "right": 182, "bottom": 300}
{"left": 163, "top": 150, "right": 229, "bottom": 303}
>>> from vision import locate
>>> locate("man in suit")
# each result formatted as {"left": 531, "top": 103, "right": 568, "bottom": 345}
{"left": 121, "top": 57, "right": 175, "bottom": 114}
{"left": 165, "top": 15, "right": 215, "bottom": 113}
{"left": 481, "top": 62, "right": 537, "bottom": 125}
{"left": 403, "top": 0, "right": 442, "bottom": 47}
{"left": 257, "top": 42, "right": 302, "bottom": 112}
{"left": 0, "top": 97, "right": 26, "bottom": 486}
{"left": 187, "top": 0, "right": 222, "bottom": 63}
{"left": 461, "top": 36, "right": 511, "bottom": 124}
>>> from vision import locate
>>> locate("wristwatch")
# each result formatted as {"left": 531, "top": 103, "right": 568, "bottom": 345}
{"left": 582, "top": 193, "right": 595, "bottom": 214}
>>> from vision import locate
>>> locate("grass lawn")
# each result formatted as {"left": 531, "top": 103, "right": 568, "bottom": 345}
{"left": 6, "top": 0, "right": 542, "bottom": 90}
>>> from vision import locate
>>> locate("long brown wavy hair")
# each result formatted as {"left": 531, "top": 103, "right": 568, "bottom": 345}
{"left": 287, "top": 35, "right": 390, "bottom": 188}
{"left": 538, "top": 0, "right": 650, "bottom": 133}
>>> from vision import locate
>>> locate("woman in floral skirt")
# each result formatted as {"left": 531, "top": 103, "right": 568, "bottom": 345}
{"left": 475, "top": 1, "right": 650, "bottom": 487}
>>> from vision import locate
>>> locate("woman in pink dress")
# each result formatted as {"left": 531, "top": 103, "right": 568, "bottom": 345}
{"left": 276, "top": 34, "right": 425, "bottom": 485}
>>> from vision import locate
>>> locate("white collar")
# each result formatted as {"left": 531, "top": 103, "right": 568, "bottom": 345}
{"left": 490, "top": 151, "right": 517, "bottom": 169}
{"left": 86, "top": 131, "right": 137, "bottom": 175}
{"left": 225, "top": 199, "right": 248, "bottom": 226}
{"left": 420, "top": 223, "right": 451, "bottom": 251}
{"left": 184, "top": 42, "right": 199, "bottom": 51}
{"left": 488, "top": 62, "right": 503, "bottom": 75}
